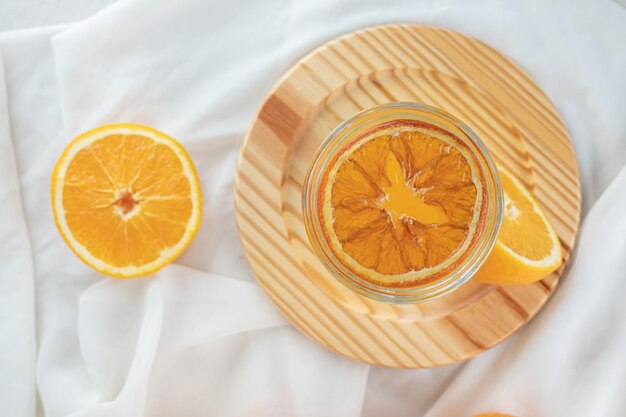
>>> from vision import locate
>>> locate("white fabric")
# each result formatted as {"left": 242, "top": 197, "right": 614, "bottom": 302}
{"left": 0, "top": 0, "right": 624, "bottom": 416}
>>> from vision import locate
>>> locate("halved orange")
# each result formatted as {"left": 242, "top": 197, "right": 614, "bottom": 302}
{"left": 474, "top": 166, "right": 562, "bottom": 285}
{"left": 51, "top": 124, "right": 202, "bottom": 278}
{"left": 319, "top": 121, "right": 485, "bottom": 287}
{"left": 473, "top": 414, "right": 517, "bottom": 417}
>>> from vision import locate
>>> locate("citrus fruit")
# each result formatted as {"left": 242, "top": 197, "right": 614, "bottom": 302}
{"left": 319, "top": 120, "right": 487, "bottom": 287}
{"left": 473, "top": 414, "right": 517, "bottom": 417}
{"left": 51, "top": 123, "right": 202, "bottom": 278}
{"left": 474, "top": 166, "right": 562, "bottom": 285}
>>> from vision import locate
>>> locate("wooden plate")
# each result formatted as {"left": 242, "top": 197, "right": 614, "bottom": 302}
{"left": 234, "top": 25, "right": 581, "bottom": 368}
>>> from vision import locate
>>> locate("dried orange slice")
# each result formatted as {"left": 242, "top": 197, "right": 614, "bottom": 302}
{"left": 51, "top": 124, "right": 202, "bottom": 278}
{"left": 474, "top": 166, "right": 562, "bottom": 285}
{"left": 319, "top": 121, "right": 486, "bottom": 287}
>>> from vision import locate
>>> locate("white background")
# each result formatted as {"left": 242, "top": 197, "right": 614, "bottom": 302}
{"left": 0, "top": 0, "right": 115, "bottom": 31}
{"left": 0, "top": 1, "right": 625, "bottom": 416}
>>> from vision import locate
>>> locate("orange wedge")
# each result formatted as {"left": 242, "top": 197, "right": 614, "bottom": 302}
{"left": 51, "top": 123, "right": 202, "bottom": 278}
{"left": 474, "top": 166, "right": 562, "bottom": 285}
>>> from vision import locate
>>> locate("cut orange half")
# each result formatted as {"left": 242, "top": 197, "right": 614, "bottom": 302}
{"left": 51, "top": 123, "right": 202, "bottom": 278}
{"left": 473, "top": 414, "right": 517, "bottom": 417}
{"left": 474, "top": 166, "right": 562, "bottom": 285}
{"left": 319, "top": 120, "right": 486, "bottom": 287}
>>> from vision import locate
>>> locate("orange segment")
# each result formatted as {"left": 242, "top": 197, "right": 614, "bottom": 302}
{"left": 474, "top": 166, "right": 562, "bottom": 285}
{"left": 320, "top": 122, "right": 483, "bottom": 287}
{"left": 51, "top": 124, "right": 202, "bottom": 278}
{"left": 498, "top": 171, "right": 553, "bottom": 260}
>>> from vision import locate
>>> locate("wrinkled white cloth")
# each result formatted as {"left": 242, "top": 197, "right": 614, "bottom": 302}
{"left": 0, "top": 0, "right": 625, "bottom": 416}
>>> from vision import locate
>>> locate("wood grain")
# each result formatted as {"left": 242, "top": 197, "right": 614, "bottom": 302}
{"left": 234, "top": 25, "right": 581, "bottom": 368}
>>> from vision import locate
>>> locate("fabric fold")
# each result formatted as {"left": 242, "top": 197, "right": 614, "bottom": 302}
{"left": 0, "top": 49, "right": 37, "bottom": 417}
{"left": 69, "top": 266, "right": 369, "bottom": 417}
{"left": 68, "top": 280, "right": 163, "bottom": 417}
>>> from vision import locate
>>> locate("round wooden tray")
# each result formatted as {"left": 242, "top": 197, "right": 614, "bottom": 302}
{"left": 234, "top": 25, "right": 581, "bottom": 368}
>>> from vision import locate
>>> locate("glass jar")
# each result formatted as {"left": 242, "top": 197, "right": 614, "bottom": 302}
{"left": 302, "top": 103, "right": 503, "bottom": 303}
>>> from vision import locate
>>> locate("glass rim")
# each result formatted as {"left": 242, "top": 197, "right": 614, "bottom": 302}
{"left": 302, "top": 102, "right": 503, "bottom": 304}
